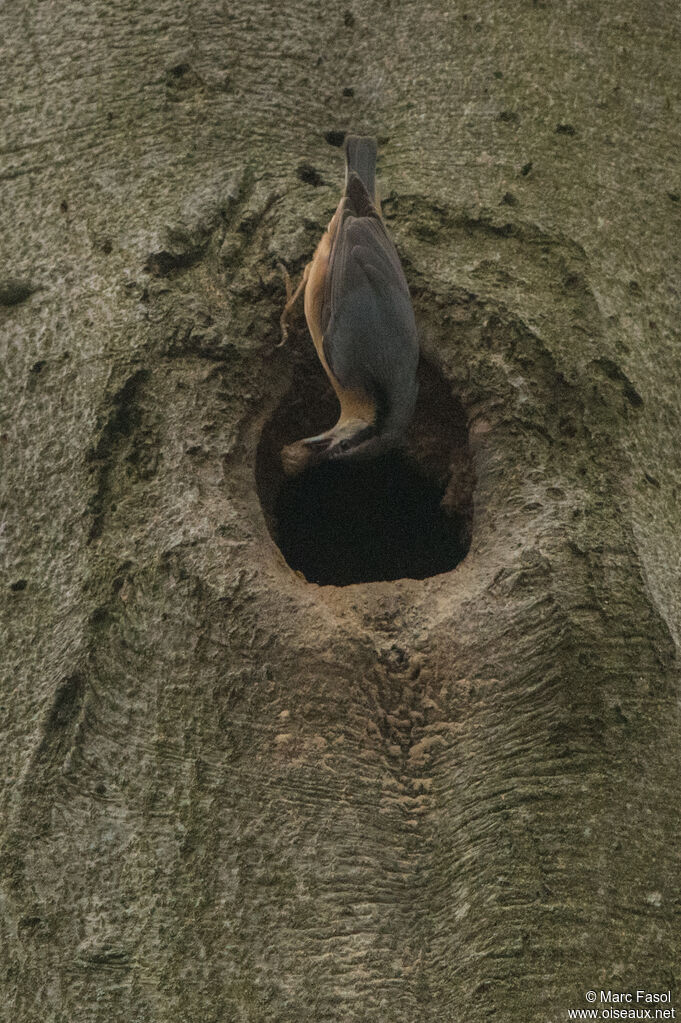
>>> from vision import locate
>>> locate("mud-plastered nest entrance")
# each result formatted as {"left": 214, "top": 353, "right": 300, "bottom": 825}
{"left": 256, "top": 357, "right": 474, "bottom": 586}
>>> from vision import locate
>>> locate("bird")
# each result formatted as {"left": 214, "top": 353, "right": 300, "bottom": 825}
{"left": 279, "top": 135, "right": 419, "bottom": 477}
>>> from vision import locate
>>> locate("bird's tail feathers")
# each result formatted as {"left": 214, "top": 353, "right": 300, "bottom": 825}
{"left": 344, "top": 135, "right": 377, "bottom": 204}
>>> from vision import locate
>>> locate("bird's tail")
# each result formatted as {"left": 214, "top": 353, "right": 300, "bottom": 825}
{"left": 344, "top": 135, "right": 377, "bottom": 205}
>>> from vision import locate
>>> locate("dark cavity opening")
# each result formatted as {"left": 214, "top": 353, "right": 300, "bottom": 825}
{"left": 256, "top": 357, "right": 474, "bottom": 586}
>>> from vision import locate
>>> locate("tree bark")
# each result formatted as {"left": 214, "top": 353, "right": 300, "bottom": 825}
{"left": 2, "top": 1, "right": 680, "bottom": 1020}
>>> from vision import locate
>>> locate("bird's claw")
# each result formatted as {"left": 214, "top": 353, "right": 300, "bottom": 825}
{"left": 277, "top": 262, "right": 292, "bottom": 347}
{"left": 276, "top": 259, "right": 310, "bottom": 348}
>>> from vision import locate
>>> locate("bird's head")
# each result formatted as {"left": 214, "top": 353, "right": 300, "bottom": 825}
{"left": 281, "top": 418, "right": 390, "bottom": 477}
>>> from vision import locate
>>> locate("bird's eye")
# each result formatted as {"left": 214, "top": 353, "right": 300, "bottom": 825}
{"left": 339, "top": 439, "right": 351, "bottom": 452}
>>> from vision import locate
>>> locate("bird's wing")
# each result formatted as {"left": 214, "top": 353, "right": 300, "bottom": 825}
{"left": 322, "top": 211, "right": 418, "bottom": 420}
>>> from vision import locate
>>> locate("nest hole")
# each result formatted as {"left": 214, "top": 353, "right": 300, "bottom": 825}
{"left": 256, "top": 357, "right": 474, "bottom": 586}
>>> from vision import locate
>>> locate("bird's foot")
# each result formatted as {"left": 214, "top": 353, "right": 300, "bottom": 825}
{"left": 276, "top": 260, "right": 310, "bottom": 348}
{"left": 276, "top": 262, "right": 293, "bottom": 347}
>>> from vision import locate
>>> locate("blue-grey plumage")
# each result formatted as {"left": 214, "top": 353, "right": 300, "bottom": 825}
{"left": 280, "top": 135, "right": 419, "bottom": 476}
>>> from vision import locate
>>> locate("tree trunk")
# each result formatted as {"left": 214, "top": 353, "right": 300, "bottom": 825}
{"left": 2, "top": 1, "right": 680, "bottom": 1020}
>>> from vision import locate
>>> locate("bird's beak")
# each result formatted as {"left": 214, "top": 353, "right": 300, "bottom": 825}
{"left": 302, "top": 433, "right": 333, "bottom": 450}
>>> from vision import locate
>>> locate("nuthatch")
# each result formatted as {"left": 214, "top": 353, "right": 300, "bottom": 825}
{"left": 279, "top": 135, "right": 419, "bottom": 476}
